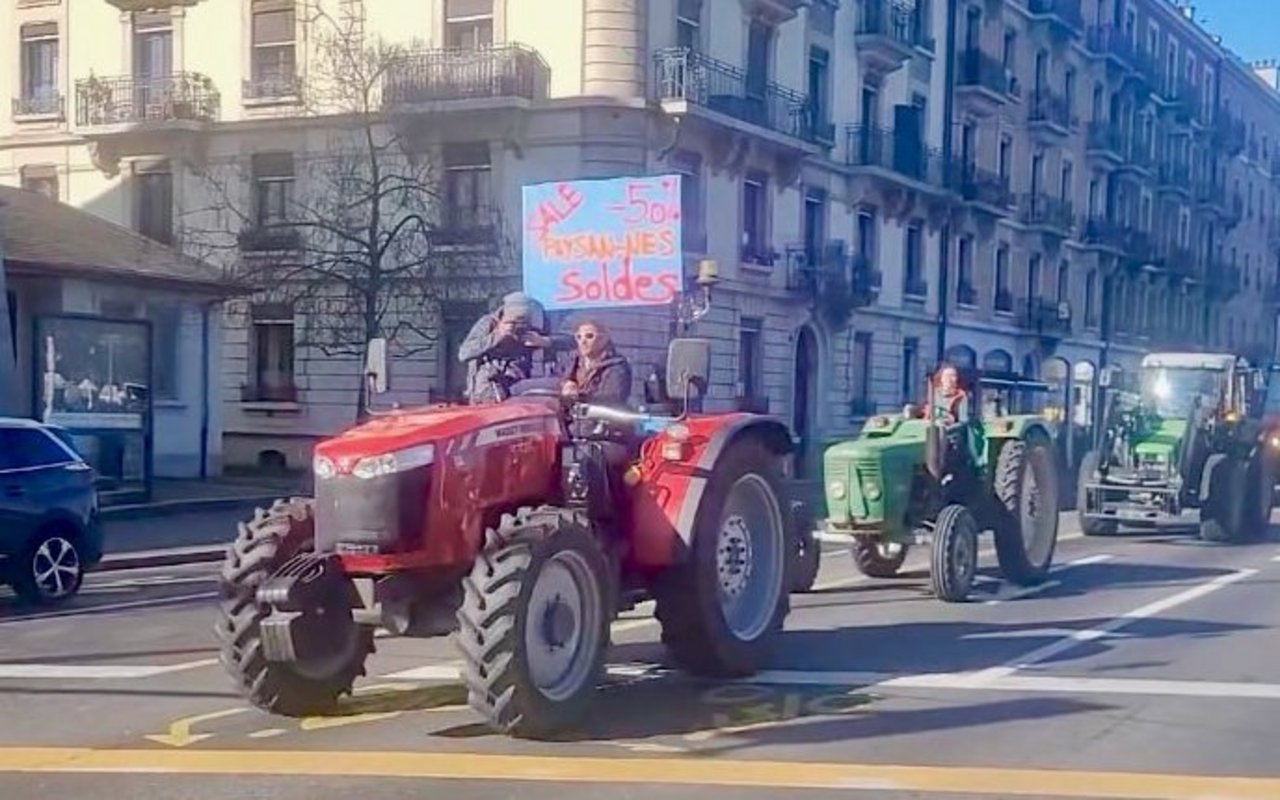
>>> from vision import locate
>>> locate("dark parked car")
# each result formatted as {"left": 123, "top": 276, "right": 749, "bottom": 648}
{"left": 0, "top": 417, "right": 102, "bottom": 605}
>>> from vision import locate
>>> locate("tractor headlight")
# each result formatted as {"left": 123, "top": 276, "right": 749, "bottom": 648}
{"left": 1270, "top": 435, "right": 1280, "bottom": 449}
{"left": 828, "top": 480, "right": 847, "bottom": 500}
{"left": 863, "top": 483, "right": 883, "bottom": 502}
{"left": 350, "top": 444, "right": 436, "bottom": 479}
{"left": 313, "top": 455, "right": 337, "bottom": 480}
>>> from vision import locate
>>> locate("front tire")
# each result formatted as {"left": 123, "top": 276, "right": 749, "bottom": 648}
{"left": 1077, "top": 449, "right": 1118, "bottom": 537}
{"left": 215, "top": 498, "right": 374, "bottom": 716}
{"left": 852, "top": 538, "right": 909, "bottom": 578}
{"left": 994, "top": 438, "right": 1060, "bottom": 586}
{"left": 787, "top": 501, "right": 821, "bottom": 593}
{"left": 929, "top": 504, "right": 978, "bottom": 603}
{"left": 1199, "top": 454, "right": 1246, "bottom": 543}
{"left": 455, "top": 507, "right": 611, "bottom": 739}
{"left": 655, "top": 437, "right": 789, "bottom": 677}
{"left": 11, "top": 526, "right": 85, "bottom": 606}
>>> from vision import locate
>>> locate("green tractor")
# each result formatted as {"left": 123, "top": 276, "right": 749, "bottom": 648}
{"left": 821, "top": 367, "right": 1061, "bottom": 602}
{"left": 1078, "top": 352, "right": 1273, "bottom": 543}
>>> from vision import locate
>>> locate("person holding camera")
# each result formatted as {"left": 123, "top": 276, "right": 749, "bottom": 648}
{"left": 458, "top": 292, "right": 571, "bottom": 404}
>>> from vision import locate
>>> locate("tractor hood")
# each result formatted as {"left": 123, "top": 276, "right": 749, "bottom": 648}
{"left": 824, "top": 418, "right": 927, "bottom": 523}
{"left": 1132, "top": 417, "right": 1187, "bottom": 459}
{"left": 313, "top": 401, "right": 562, "bottom": 470}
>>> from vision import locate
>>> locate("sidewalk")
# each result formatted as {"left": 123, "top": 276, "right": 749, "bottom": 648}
{"left": 100, "top": 474, "right": 310, "bottom": 520}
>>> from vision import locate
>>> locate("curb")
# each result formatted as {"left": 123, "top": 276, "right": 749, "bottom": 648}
{"left": 100, "top": 494, "right": 287, "bottom": 521}
{"left": 96, "top": 545, "right": 228, "bottom": 572}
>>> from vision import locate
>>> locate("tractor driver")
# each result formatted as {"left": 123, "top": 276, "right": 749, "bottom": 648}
{"left": 930, "top": 362, "right": 984, "bottom": 467}
{"left": 458, "top": 292, "right": 572, "bottom": 404}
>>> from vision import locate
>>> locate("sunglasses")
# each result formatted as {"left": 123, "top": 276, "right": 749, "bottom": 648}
{"left": 575, "top": 331, "right": 598, "bottom": 341}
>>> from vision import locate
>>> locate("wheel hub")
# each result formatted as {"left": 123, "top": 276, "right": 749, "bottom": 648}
{"left": 524, "top": 550, "right": 602, "bottom": 703}
{"left": 717, "top": 517, "right": 754, "bottom": 598}
{"left": 33, "top": 537, "right": 79, "bottom": 599}
{"left": 540, "top": 594, "right": 578, "bottom": 650}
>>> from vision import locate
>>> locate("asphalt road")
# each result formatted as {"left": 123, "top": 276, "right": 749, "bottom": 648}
{"left": 2, "top": 514, "right": 1280, "bottom": 799}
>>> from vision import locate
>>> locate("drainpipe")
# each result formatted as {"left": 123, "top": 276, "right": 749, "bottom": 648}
{"left": 199, "top": 299, "right": 214, "bottom": 479}
{"left": 935, "top": 0, "right": 958, "bottom": 363}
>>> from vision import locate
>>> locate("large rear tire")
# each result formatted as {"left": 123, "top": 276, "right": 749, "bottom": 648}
{"left": 929, "top": 504, "right": 978, "bottom": 603}
{"left": 655, "top": 437, "right": 789, "bottom": 677}
{"left": 993, "top": 437, "right": 1060, "bottom": 586}
{"left": 852, "top": 538, "right": 909, "bottom": 578}
{"left": 1199, "top": 454, "right": 1246, "bottom": 543}
{"left": 1243, "top": 452, "right": 1274, "bottom": 539}
{"left": 787, "top": 502, "right": 821, "bottom": 594}
{"left": 455, "top": 506, "right": 611, "bottom": 739}
{"left": 215, "top": 498, "right": 374, "bottom": 716}
{"left": 1077, "top": 449, "right": 1118, "bottom": 537}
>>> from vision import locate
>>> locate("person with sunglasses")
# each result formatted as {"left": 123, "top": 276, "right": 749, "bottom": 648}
{"left": 561, "top": 318, "right": 632, "bottom": 407}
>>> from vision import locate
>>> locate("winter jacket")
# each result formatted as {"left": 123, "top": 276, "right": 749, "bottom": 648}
{"left": 567, "top": 346, "right": 633, "bottom": 407}
{"left": 458, "top": 311, "right": 572, "bottom": 404}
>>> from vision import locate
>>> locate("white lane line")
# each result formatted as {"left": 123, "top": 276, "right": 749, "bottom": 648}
{"left": 971, "top": 567, "right": 1259, "bottom": 684}
{"left": 0, "top": 592, "right": 219, "bottom": 624}
{"left": 1271, "top": 553, "right": 1280, "bottom": 563}
{"left": 982, "top": 553, "right": 1114, "bottom": 606}
{"left": 0, "top": 658, "right": 217, "bottom": 680}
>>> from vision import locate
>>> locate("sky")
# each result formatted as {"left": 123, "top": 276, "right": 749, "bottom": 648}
{"left": 1184, "top": 0, "right": 1278, "bottom": 63}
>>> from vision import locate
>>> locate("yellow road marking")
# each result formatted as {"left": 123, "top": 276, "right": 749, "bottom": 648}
{"left": 0, "top": 747, "right": 1276, "bottom": 798}
{"left": 143, "top": 709, "right": 250, "bottom": 747}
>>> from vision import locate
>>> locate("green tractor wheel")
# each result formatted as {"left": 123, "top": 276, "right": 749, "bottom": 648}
{"left": 928, "top": 504, "right": 978, "bottom": 603}
{"left": 852, "top": 539, "right": 909, "bottom": 579}
{"left": 993, "top": 437, "right": 1060, "bottom": 586}
{"left": 1077, "top": 450, "right": 1117, "bottom": 537}
{"left": 1199, "top": 453, "right": 1247, "bottom": 543}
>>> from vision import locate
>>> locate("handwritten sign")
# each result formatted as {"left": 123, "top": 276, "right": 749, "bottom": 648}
{"left": 521, "top": 175, "right": 683, "bottom": 311}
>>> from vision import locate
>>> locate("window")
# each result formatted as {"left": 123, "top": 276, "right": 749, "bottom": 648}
{"left": 1060, "top": 161, "right": 1073, "bottom": 204}
{"left": 738, "top": 317, "right": 763, "bottom": 400}
{"left": 1028, "top": 253, "right": 1042, "bottom": 300}
{"left": 746, "top": 20, "right": 771, "bottom": 98}
{"left": 248, "top": 304, "right": 295, "bottom": 402}
{"left": 808, "top": 47, "right": 830, "bottom": 128}
{"left": 18, "top": 22, "right": 59, "bottom": 117}
{"left": 249, "top": 0, "right": 297, "bottom": 97}
{"left": 445, "top": 0, "right": 494, "bottom": 49}
{"left": 856, "top": 209, "right": 876, "bottom": 260}
{"left": 672, "top": 151, "right": 705, "bottom": 252}
{"left": 900, "top": 337, "right": 919, "bottom": 404}
{"left": 852, "top": 332, "right": 872, "bottom": 414}
{"left": 995, "top": 246, "right": 1011, "bottom": 310}
{"left": 1056, "top": 260, "right": 1069, "bottom": 303}
{"left": 803, "top": 188, "right": 826, "bottom": 261}
{"left": 133, "top": 162, "right": 173, "bottom": 244}
{"left": 998, "top": 136, "right": 1012, "bottom": 182}
{"left": 147, "top": 302, "right": 181, "bottom": 401}
{"left": 957, "top": 236, "right": 974, "bottom": 304}
{"left": 20, "top": 164, "right": 58, "bottom": 201}
{"left": 741, "top": 172, "right": 767, "bottom": 260}
{"left": 1085, "top": 269, "right": 1098, "bottom": 327}
{"left": 442, "top": 143, "right": 492, "bottom": 233}
{"left": 0, "top": 427, "right": 77, "bottom": 473}
{"left": 6, "top": 291, "right": 16, "bottom": 363}
{"left": 904, "top": 223, "right": 923, "bottom": 294}
{"left": 252, "top": 153, "right": 294, "bottom": 228}
{"left": 676, "top": 0, "right": 701, "bottom": 50}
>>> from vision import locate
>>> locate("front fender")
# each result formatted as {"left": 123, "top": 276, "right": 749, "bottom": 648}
{"left": 628, "top": 414, "right": 793, "bottom": 567}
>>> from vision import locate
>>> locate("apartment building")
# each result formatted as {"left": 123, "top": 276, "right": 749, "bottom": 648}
{"left": 1, "top": 0, "right": 1276, "bottom": 474}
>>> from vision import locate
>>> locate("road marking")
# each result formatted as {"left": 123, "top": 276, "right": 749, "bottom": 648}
{"left": 974, "top": 567, "right": 1259, "bottom": 683}
{"left": 2, "top": 747, "right": 1280, "bottom": 797}
{"left": 143, "top": 708, "right": 250, "bottom": 747}
{"left": 983, "top": 553, "right": 1114, "bottom": 606}
{"left": 248, "top": 729, "right": 286, "bottom": 739}
{"left": 0, "top": 592, "right": 218, "bottom": 624}
{"left": 0, "top": 659, "right": 216, "bottom": 680}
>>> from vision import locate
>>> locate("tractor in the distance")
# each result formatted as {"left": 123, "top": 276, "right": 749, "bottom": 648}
{"left": 1077, "top": 352, "right": 1272, "bottom": 543}
{"left": 214, "top": 277, "right": 801, "bottom": 739}
{"left": 820, "top": 366, "right": 1061, "bottom": 602}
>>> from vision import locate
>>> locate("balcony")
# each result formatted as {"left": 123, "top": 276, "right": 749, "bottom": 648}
{"left": 434, "top": 205, "right": 503, "bottom": 248}
{"left": 853, "top": 0, "right": 929, "bottom": 75}
{"left": 1085, "top": 121, "right": 1124, "bottom": 164}
{"left": 1027, "top": 89, "right": 1076, "bottom": 137}
{"left": 1205, "top": 261, "right": 1241, "bottom": 299}
{"left": 1194, "top": 178, "right": 1228, "bottom": 214}
{"left": 1018, "top": 297, "right": 1073, "bottom": 338}
{"left": 1117, "top": 135, "right": 1155, "bottom": 177}
{"left": 1019, "top": 193, "right": 1074, "bottom": 234}
{"left": 845, "top": 125, "right": 953, "bottom": 194}
{"left": 1081, "top": 216, "right": 1127, "bottom": 251}
{"left": 12, "top": 91, "right": 65, "bottom": 121}
{"left": 785, "top": 244, "right": 879, "bottom": 317}
{"left": 1085, "top": 26, "right": 1138, "bottom": 74}
{"left": 652, "top": 48, "right": 825, "bottom": 151}
{"left": 1156, "top": 162, "right": 1191, "bottom": 198}
{"left": 242, "top": 71, "right": 303, "bottom": 105}
{"left": 384, "top": 44, "right": 549, "bottom": 108}
{"left": 238, "top": 225, "right": 301, "bottom": 253}
{"left": 958, "top": 164, "right": 1014, "bottom": 216}
{"left": 1026, "top": 0, "right": 1084, "bottom": 37}
{"left": 955, "top": 49, "right": 1016, "bottom": 115}
{"left": 73, "top": 72, "right": 219, "bottom": 174}
{"left": 1120, "top": 231, "right": 1159, "bottom": 269}
{"left": 1212, "top": 114, "right": 1246, "bottom": 157}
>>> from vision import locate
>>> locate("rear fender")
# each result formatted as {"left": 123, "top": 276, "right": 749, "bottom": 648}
{"left": 629, "top": 414, "right": 793, "bottom": 567}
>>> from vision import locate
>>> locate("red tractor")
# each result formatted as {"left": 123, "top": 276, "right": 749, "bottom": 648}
{"left": 215, "top": 331, "right": 802, "bottom": 738}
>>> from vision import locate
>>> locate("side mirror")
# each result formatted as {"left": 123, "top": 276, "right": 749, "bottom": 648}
{"left": 666, "top": 337, "right": 710, "bottom": 401}
{"left": 365, "top": 337, "right": 388, "bottom": 395}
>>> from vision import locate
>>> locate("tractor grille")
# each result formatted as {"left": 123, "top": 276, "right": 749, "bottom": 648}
{"left": 851, "top": 459, "right": 883, "bottom": 518}
{"left": 314, "top": 465, "right": 431, "bottom": 554}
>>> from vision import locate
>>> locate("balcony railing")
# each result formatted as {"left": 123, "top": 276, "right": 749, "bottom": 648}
{"left": 1086, "top": 121, "right": 1124, "bottom": 156}
{"left": 1027, "top": 90, "right": 1075, "bottom": 131}
{"left": 958, "top": 164, "right": 1014, "bottom": 209}
{"left": 12, "top": 91, "right": 64, "bottom": 118}
{"left": 1027, "top": 0, "right": 1084, "bottom": 31}
{"left": 956, "top": 49, "right": 1015, "bottom": 97}
{"left": 851, "top": 255, "right": 883, "bottom": 298}
{"left": 75, "top": 72, "right": 219, "bottom": 127}
{"left": 435, "top": 205, "right": 503, "bottom": 246}
{"left": 1018, "top": 297, "right": 1073, "bottom": 336}
{"left": 1085, "top": 26, "right": 1137, "bottom": 67}
{"left": 1194, "top": 178, "right": 1226, "bottom": 208}
{"left": 1122, "top": 135, "right": 1155, "bottom": 172}
{"left": 1159, "top": 243, "right": 1196, "bottom": 279}
{"left": 1082, "top": 216, "right": 1127, "bottom": 249}
{"left": 238, "top": 226, "right": 301, "bottom": 252}
{"left": 845, "top": 125, "right": 951, "bottom": 187}
{"left": 1156, "top": 162, "right": 1191, "bottom": 192}
{"left": 1213, "top": 114, "right": 1246, "bottom": 156}
{"left": 243, "top": 71, "right": 303, "bottom": 102}
{"left": 855, "top": 0, "right": 932, "bottom": 50}
{"left": 384, "top": 44, "right": 550, "bottom": 105}
{"left": 241, "top": 382, "right": 298, "bottom": 403}
{"left": 1019, "top": 193, "right": 1074, "bottom": 231}
{"left": 652, "top": 48, "right": 824, "bottom": 144}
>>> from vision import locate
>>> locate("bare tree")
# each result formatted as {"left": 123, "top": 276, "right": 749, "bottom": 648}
{"left": 184, "top": 6, "right": 518, "bottom": 417}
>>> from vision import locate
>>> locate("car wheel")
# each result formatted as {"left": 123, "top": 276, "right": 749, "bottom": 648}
{"left": 12, "top": 528, "right": 85, "bottom": 605}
